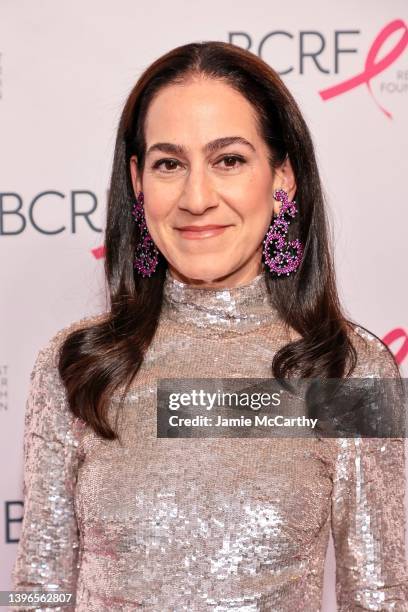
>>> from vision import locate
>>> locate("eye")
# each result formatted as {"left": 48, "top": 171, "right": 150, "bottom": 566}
{"left": 216, "top": 155, "right": 246, "bottom": 170}
{"left": 152, "top": 158, "right": 182, "bottom": 173}
{"left": 151, "top": 154, "right": 247, "bottom": 173}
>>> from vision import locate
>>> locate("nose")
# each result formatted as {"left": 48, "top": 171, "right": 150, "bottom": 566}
{"left": 178, "top": 163, "right": 218, "bottom": 215}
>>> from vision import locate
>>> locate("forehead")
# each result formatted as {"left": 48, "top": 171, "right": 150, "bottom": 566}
{"left": 143, "top": 77, "right": 261, "bottom": 143}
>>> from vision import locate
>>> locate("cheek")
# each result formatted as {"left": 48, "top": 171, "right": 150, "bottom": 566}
{"left": 141, "top": 173, "right": 174, "bottom": 211}
{"left": 142, "top": 189, "right": 174, "bottom": 224}
{"left": 227, "top": 170, "right": 272, "bottom": 208}
{"left": 234, "top": 187, "right": 273, "bottom": 226}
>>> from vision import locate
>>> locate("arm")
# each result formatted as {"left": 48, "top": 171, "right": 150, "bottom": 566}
{"left": 331, "top": 339, "right": 408, "bottom": 610}
{"left": 11, "top": 334, "right": 81, "bottom": 611}
{"left": 331, "top": 436, "right": 408, "bottom": 610}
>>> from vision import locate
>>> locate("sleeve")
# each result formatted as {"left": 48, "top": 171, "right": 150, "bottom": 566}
{"left": 10, "top": 335, "right": 81, "bottom": 611}
{"left": 331, "top": 340, "right": 408, "bottom": 610}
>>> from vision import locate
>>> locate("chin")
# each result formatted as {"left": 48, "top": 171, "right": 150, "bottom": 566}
{"left": 169, "top": 262, "right": 236, "bottom": 285}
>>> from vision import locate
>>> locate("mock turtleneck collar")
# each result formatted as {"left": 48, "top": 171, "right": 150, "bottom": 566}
{"left": 161, "top": 267, "right": 281, "bottom": 333}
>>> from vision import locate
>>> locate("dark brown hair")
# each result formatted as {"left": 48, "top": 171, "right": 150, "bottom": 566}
{"left": 58, "top": 41, "right": 375, "bottom": 439}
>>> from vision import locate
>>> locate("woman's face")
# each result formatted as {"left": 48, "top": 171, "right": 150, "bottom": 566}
{"left": 130, "top": 76, "right": 296, "bottom": 288}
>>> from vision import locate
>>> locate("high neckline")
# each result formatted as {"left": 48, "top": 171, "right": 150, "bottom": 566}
{"left": 161, "top": 267, "right": 281, "bottom": 334}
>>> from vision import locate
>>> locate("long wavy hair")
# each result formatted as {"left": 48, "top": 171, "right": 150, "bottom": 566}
{"left": 58, "top": 41, "right": 371, "bottom": 440}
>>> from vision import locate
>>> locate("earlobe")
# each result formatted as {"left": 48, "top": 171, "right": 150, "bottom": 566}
{"left": 129, "top": 155, "right": 142, "bottom": 198}
{"left": 280, "top": 156, "right": 297, "bottom": 201}
{"left": 272, "top": 199, "right": 281, "bottom": 217}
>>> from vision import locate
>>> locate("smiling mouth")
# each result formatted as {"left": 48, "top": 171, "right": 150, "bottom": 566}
{"left": 176, "top": 225, "right": 232, "bottom": 239}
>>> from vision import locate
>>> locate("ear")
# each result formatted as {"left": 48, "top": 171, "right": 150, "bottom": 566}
{"left": 129, "top": 155, "right": 142, "bottom": 198}
{"left": 272, "top": 155, "right": 297, "bottom": 216}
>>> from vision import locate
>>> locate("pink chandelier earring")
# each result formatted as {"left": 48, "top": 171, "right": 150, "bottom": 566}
{"left": 131, "top": 191, "right": 159, "bottom": 277}
{"left": 262, "top": 188, "right": 304, "bottom": 277}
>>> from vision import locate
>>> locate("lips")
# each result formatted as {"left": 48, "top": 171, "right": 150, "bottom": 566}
{"left": 175, "top": 224, "right": 231, "bottom": 240}
{"left": 176, "top": 225, "right": 229, "bottom": 231}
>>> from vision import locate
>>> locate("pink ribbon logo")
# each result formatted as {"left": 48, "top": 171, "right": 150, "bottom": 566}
{"left": 92, "top": 245, "right": 105, "bottom": 259}
{"left": 383, "top": 328, "right": 408, "bottom": 366}
{"left": 319, "top": 19, "right": 408, "bottom": 118}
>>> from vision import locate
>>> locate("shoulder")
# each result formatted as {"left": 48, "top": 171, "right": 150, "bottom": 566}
{"left": 23, "top": 314, "right": 108, "bottom": 443}
{"left": 347, "top": 322, "right": 400, "bottom": 378}
{"left": 26, "top": 312, "right": 109, "bottom": 429}
{"left": 32, "top": 311, "right": 109, "bottom": 374}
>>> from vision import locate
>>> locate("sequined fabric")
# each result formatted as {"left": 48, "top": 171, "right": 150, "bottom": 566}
{"left": 11, "top": 267, "right": 408, "bottom": 611}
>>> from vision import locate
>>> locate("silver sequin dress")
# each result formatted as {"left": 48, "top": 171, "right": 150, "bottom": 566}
{"left": 11, "top": 269, "right": 408, "bottom": 611}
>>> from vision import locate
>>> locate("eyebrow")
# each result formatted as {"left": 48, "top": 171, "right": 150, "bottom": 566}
{"left": 145, "top": 136, "right": 256, "bottom": 157}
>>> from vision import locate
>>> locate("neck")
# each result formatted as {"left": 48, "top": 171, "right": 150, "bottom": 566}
{"left": 161, "top": 266, "right": 281, "bottom": 334}
{"left": 166, "top": 261, "right": 264, "bottom": 290}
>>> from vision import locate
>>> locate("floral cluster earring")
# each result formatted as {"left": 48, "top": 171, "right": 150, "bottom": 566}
{"left": 262, "top": 188, "right": 303, "bottom": 277}
{"left": 131, "top": 191, "right": 159, "bottom": 277}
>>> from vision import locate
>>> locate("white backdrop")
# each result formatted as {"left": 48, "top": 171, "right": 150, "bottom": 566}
{"left": 1, "top": 1, "right": 407, "bottom": 610}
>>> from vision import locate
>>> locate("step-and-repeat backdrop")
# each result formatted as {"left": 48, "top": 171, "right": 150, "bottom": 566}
{"left": 1, "top": 2, "right": 407, "bottom": 609}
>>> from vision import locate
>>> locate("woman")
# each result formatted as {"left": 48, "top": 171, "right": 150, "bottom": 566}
{"left": 12, "top": 41, "right": 408, "bottom": 610}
